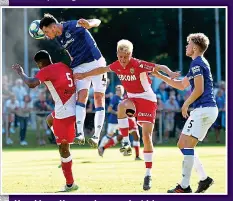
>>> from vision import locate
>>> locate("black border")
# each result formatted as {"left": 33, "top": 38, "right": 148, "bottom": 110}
{"left": 5, "top": 0, "right": 232, "bottom": 201}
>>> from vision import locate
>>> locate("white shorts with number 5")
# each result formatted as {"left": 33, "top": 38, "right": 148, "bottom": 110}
{"left": 182, "top": 107, "right": 218, "bottom": 141}
{"left": 73, "top": 57, "right": 107, "bottom": 93}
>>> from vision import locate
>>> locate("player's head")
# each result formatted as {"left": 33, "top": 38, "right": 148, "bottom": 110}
{"left": 115, "top": 85, "right": 124, "bottom": 97}
{"left": 39, "top": 13, "right": 59, "bottom": 39}
{"left": 34, "top": 50, "right": 52, "bottom": 69}
{"left": 117, "top": 39, "right": 133, "bottom": 68}
{"left": 186, "top": 33, "right": 210, "bottom": 57}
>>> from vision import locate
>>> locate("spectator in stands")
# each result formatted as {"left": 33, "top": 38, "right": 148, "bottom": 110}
{"left": 214, "top": 89, "right": 225, "bottom": 143}
{"left": 5, "top": 94, "right": 19, "bottom": 145}
{"left": 164, "top": 95, "right": 180, "bottom": 142}
{"left": 34, "top": 92, "right": 53, "bottom": 145}
{"left": 17, "top": 95, "right": 33, "bottom": 146}
{"left": 155, "top": 81, "right": 168, "bottom": 103}
{"left": 12, "top": 78, "right": 28, "bottom": 130}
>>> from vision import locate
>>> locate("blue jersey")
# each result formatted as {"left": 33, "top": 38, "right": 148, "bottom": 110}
{"left": 108, "top": 95, "right": 122, "bottom": 124}
{"left": 56, "top": 20, "right": 102, "bottom": 68}
{"left": 186, "top": 56, "right": 216, "bottom": 109}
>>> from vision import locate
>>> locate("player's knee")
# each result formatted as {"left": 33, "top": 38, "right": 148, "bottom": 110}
{"left": 77, "top": 89, "right": 88, "bottom": 102}
{"left": 60, "top": 139, "right": 70, "bottom": 157}
{"left": 94, "top": 92, "right": 104, "bottom": 101}
{"left": 117, "top": 135, "right": 123, "bottom": 142}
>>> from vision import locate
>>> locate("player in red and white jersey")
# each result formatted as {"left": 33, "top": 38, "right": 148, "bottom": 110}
{"left": 73, "top": 39, "right": 180, "bottom": 191}
{"left": 12, "top": 50, "right": 78, "bottom": 192}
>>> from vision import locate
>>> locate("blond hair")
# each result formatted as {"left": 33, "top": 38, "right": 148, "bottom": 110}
{"left": 187, "top": 33, "right": 210, "bottom": 53}
{"left": 117, "top": 39, "right": 133, "bottom": 54}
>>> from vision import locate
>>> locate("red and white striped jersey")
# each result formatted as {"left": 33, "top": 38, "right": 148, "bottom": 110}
{"left": 35, "top": 62, "right": 76, "bottom": 119}
{"left": 109, "top": 58, "right": 157, "bottom": 102}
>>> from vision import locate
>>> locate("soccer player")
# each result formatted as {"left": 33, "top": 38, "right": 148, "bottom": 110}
{"left": 12, "top": 50, "right": 78, "bottom": 192}
{"left": 73, "top": 39, "right": 180, "bottom": 190}
{"left": 153, "top": 33, "right": 218, "bottom": 193}
{"left": 98, "top": 85, "right": 142, "bottom": 160}
{"left": 39, "top": 14, "right": 106, "bottom": 148}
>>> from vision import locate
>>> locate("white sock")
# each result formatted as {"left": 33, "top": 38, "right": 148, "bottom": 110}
{"left": 145, "top": 168, "right": 152, "bottom": 176}
{"left": 76, "top": 103, "right": 86, "bottom": 135}
{"left": 94, "top": 107, "right": 105, "bottom": 138}
{"left": 123, "top": 136, "right": 130, "bottom": 143}
{"left": 194, "top": 152, "right": 208, "bottom": 181}
{"left": 180, "top": 149, "right": 194, "bottom": 189}
{"left": 144, "top": 151, "right": 153, "bottom": 176}
{"left": 99, "top": 135, "right": 109, "bottom": 147}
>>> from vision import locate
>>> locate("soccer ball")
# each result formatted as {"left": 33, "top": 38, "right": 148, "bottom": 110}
{"left": 29, "top": 20, "right": 45, "bottom": 40}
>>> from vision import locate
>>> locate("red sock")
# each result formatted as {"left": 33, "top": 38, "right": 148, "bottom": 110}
{"left": 134, "top": 146, "right": 140, "bottom": 157}
{"left": 104, "top": 138, "right": 116, "bottom": 149}
{"left": 119, "top": 127, "right": 129, "bottom": 137}
{"left": 61, "top": 157, "right": 74, "bottom": 185}
{"left": 144, "top": 151, "right": 153, "bottom": 168}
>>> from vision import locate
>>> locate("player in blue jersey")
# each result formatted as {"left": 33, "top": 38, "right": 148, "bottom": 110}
{"left": 153, "top": 33, "right": 218, "bottom": 193}
{"left": 98, "top": 85, "right": 142, "bottom": 160}
{"left": 39, "top": 13, "right": 106, "bottom": 148}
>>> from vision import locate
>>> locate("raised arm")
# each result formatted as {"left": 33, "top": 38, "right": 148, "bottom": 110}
{"left": 77, "top": 18, "right": 101, "bottom": 29}
{"left": 12, "top": 64, "right": 40, "bottom": 88}
{"left": 73, "top": 66, "right": 111, "bottom": 80}
{"left": 152, "top": 71, "right": 190, "bottom": 91}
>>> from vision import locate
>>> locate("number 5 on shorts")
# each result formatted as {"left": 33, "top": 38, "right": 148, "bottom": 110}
{"left": 188, "top": 120, "right": 194, "bottom": 128}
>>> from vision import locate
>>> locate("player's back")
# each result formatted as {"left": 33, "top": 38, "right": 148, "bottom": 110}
{"left": 56, "top": 20, "right": 102, "bottom": 68}
{"left": 35, "top": 62, "right": 76, "bottom": 119}
{"left": 188, "top": 56, "right": 216, "bottom": 108}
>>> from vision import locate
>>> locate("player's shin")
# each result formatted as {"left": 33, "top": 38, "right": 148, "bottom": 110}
{"left": 59, "top": 142, "right": 74, "bottom": 186}
{"left": 133, "top": 140, "right": 140, "bottom": 157}
{"left": 194, "top": 151, "right": 208, "bottom": 181}
{"left": 75, "top": 102, "right": 86, "bottom": 135}
{"left": 180, "top": 148, "right": 194, "bottom": 189}
{"left": 118, "top": 118, "right": 129, "bottom": 141}
{"left": 94, "top": 107, "right": 105, "bottom": 139}
{"left": 104, "top": 136, "right": 118, "bottom": 149}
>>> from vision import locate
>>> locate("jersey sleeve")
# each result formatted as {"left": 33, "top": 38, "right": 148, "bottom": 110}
{"left": 35, "top": 68, "right": 49, "bottom": 83}
{"left": 190, "top": 61, "right": 203, "bottom": 78}
{"left": 109, "top": 61, "right": 118, "bottom": 72}
{"left": 137, "top": 59, "right": 156, "bottom": 73}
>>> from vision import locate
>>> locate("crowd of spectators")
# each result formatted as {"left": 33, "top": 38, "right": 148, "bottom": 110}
{"left": 1, "top": 73, "right": 226, "bottom": 146}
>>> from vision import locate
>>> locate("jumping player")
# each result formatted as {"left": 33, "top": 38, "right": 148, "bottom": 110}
{"left": 153, "top": 33, "right": 218, "bottom": 193}
{"left": 73, "top": 39, "right": 180, "bottom": 191}
{"left": 39, "top": 14, "right": 106, "bottom": 148}
{"left": 12, "top": 50, "right": 78, "bottom": 192}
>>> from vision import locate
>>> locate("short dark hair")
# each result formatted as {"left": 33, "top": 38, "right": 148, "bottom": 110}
{"left": 34, "top": 50, "right": 52, "bottom": 63}
{"left": 39, "top": 13, "right": 58, "bottom": 29}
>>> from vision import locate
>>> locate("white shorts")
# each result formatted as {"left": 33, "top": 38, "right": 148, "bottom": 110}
{"left": 182, "top": 107, "right": 218, "bottom": 141}
{"left": 107, "top": 123, "right": 119, "bottom": 136}
{"left": 73, "top": 57, "right": 107, "bottom": 93}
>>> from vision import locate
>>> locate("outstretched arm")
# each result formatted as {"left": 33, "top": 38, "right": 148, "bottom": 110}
{"left": 154, "top": 64, "right": 180, "bottom": 79}
{"left": 73, "top": 66, "right": 111, "bottom": 80}
{"left": 152, "top": 71, "right": 190, "bottom": 91}
{"left": 12, "top": 64, "right": 40, "bottom": 88}
{"left": 77, "top": 18, "right": 101, "bottom": 29}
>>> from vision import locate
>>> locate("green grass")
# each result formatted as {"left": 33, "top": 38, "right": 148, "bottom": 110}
{"left": 2, "top": 146, "right": 226, "bottom": 194}
{"left": 2, "top": 129, "right": 226, "bottom": 194}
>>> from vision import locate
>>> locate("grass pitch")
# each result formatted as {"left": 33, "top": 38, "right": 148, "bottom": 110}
{"left": 2, "top": 146, "right": 226, "bottom": 194}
